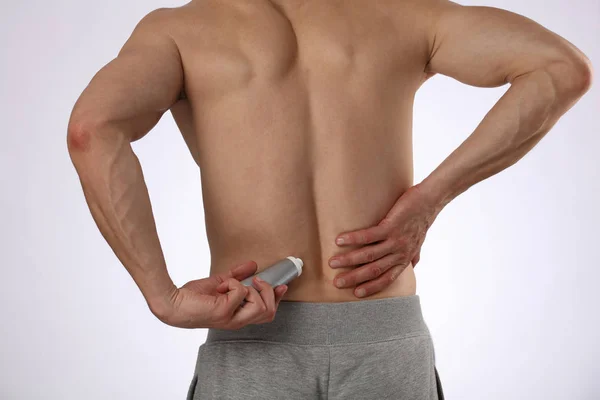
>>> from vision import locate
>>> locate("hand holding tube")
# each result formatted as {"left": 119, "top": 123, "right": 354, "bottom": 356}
{"left": 150, "top": 260, "right": 287, "bottom": 329}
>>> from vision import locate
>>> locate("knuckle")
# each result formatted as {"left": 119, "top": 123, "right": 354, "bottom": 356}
{"left": 381, "top": 217, "right": 394, "bottom": 226}
{"left": 393, "top": 236, "right": 405, "bottom": 249}
{"left": 371, "top": 265, "right": 382, "bottom": 278}
{"left": 394, "top": 244, "right": 407, "bottom": 257}
{"left": 364, "top": 250, "right": 375, "bottom": 262}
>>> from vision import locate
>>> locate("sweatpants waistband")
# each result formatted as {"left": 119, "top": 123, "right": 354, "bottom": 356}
{"left": 205, "top": 295, "right": 429, "bottom": 346}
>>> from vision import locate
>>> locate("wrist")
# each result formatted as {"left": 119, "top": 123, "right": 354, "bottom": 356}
{"left": 414, "top": 178, "right": 450, "bottom": 218}
{"left": 146, "top": 282, "right": 179, "bottom": 322}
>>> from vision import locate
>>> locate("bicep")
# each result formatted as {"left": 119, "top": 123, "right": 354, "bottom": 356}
{"left": 425, "top": 2, "right": 584, "bottom": 87}
{"left": 71, "top": 8, "right": 184, "bottom": 141}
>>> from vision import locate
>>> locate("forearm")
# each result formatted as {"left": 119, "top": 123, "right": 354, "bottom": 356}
{"left": 419, "top": 61, "right": 591, "bottom": 213}
{"left": 67, "top": 123, "right": 176, "bottom": 307}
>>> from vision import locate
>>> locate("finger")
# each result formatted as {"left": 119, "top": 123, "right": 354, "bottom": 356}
{"left": 231, "top": 285, "right": 267, "bottom": 326}
{"left": 274, "top": 285, "right": 288, "bottom": 308}
{"left": 216, "top": 281, "right": 229, "bottom": 293}
{"left": 329, "top": 239, "right": 396, "bottom": 269}
{"left": 336, "top": 223, "right": 389, "bottom": 246}
{"left": 411, "top": 252, "right": 420, "bottom": 268}
{"left": 353, "top": 264, "right": 407, "bottom": 298}
{"left": 333, "top": 252, "right": 403, "bottom": 288}
{"left": 214, "top": 278, "right": 250, "bottom": 319}
{"left": 251, "top": 276, "right": 276, "bottom": 323}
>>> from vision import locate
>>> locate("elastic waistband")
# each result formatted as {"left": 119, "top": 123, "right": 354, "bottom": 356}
{"left": 205, "top": 295, "right": 429, "bottom": 346}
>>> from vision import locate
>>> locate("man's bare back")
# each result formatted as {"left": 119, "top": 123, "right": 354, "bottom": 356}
{"left": 67, "top": 0, "right": 591, "bottom": 324}
{"left": 168, "top": 0, "right": 432, "bottom": 302}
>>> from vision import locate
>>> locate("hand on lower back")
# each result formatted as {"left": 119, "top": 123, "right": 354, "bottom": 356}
{"left": 151, "top": 260, "right": 288, "bottom": 329}
{"left": 328, "top": 184, "right": 440, "bottom": 298}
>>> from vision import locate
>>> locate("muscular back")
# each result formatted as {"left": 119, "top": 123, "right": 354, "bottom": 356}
{"left": 167, "top": 0, "right": 433, "bottom": 301}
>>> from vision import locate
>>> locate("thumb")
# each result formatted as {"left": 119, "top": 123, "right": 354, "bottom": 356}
{"left": 230, "top": 260, "right": 258, "bottom": 280}
{"left": 213, "top": 261, "right": 257, "bottom": 289}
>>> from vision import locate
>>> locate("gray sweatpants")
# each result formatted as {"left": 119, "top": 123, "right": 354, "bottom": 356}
{"left": 187, "top": 295, "right": 444, "bottom": 400}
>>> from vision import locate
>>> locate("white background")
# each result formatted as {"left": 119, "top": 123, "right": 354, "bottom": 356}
{"left": 1, "top": 0, "right": 598, "bottom": 399}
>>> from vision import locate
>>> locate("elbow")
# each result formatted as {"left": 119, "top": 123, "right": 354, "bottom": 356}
{"left": 67, "top": 103, "right": 103, "bottom": 154}
{"left": 551, "top": 53, "right": 594, "bottom": 98}
{"left": 67, "top": 119, "right": 95, "bottom": 154}
{"left": 67, "top": 110, "right": 117, "bottom": 155}
{"left": 566, "top": 54, "right": 593, "bottom": 95}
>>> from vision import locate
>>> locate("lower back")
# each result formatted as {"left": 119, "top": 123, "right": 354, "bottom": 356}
{"left": 194, "top": 80, "right": 418, "bottom": 301}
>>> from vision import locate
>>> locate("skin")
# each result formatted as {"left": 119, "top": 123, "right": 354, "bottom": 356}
{"left": 67, "top": 0, "right": 592, "bottom": 329}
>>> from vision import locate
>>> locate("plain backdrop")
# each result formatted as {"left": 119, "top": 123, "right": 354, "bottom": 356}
{"left": 1, "top": 0, "right": 598, "bottom": 399}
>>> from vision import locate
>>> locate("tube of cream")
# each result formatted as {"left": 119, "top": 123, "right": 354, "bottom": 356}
{"left": 239, "top": 256, "right": 303, "bottom": 305}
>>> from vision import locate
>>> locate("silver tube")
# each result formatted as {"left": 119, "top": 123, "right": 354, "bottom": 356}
{"left": 239, "top": 256, "right": 303, "bottom": 306}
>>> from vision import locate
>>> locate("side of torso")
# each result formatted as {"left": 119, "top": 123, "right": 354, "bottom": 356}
{"left": 167, "top": 0, "right": 433, "bottom": 302}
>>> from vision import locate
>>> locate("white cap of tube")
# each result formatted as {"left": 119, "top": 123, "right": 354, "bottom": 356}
{"left": 286, "top": 256, "right": 303, "bottom": 277}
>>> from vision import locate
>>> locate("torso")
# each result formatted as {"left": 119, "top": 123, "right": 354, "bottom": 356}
{"left": 167, "top": 0, "right": 434, "bottom": 302}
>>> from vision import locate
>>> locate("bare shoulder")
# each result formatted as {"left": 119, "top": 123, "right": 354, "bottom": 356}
{"left": 117, "top": 6, "right": 183, "bottom": 50}
{"left": 135, "top": 2, "right": 232, "bottom": 47}
{"left": 130, "top": 3, "right": 211, "bottom": 35}
{"left": 131, "top": 6, "right": 189, "bottom": 34}
{"left": 131, "top": 6, "right": 179, "bottom": 29}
